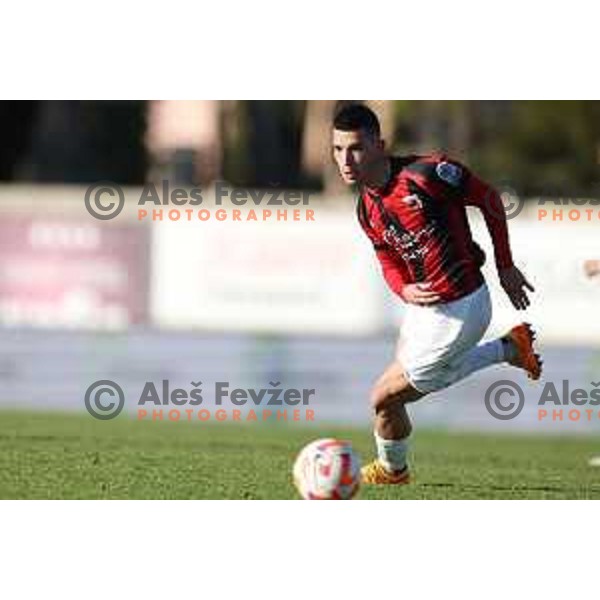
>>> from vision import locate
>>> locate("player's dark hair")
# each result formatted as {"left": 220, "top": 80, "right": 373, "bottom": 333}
{"left": 333, "top": 103, "right": 381, "bottom": 139}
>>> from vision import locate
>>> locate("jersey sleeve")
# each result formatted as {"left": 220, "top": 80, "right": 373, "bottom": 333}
{"left": 431, "top": 157, "right": 471, "bottom": 194}
{"left": 462, "top": 170, "right": 514, "bottom": 270}
{"left": 420, "top": 154, "right": 513, "bottom": 269}
{"left": 404, "top": 154, "right": 471, "bottom": 200}
{"left": 427, "top": 155, "right": 514, "bottom": 270}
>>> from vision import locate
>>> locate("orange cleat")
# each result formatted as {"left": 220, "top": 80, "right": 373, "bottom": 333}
{"left": 361, "top": 460, "right": 411, "bottom": 485}
{"left": 505, "top": 322, "right": 543, "bottom": 381}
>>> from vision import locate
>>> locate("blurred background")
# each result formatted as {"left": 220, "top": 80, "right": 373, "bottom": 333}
{"left": 1, "top": 100, "right": 599, "bottom": 431}
{"left": 2, "top": 100, "right": 600, "bottom": 193}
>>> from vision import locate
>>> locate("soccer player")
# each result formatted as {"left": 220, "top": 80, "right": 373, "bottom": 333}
{"left": 331, "top": 103, "right": 542, "bottom": 485}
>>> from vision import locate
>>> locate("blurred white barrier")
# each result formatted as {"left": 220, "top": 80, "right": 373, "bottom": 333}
{"left": 0, "top": 185, "right": 598, "bottom": 344}
{"left": 149, "top": 204, "right": 384, "bottom": 335}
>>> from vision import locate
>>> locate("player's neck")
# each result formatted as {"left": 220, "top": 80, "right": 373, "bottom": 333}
{"left": 363, "top": 157, "right": 392, "bottom": 194}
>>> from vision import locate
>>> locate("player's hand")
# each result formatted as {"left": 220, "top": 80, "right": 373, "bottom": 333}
{"left": 499, "top": 266, "right": 534, "bottom": 310}
{"left": 402, "top": 282, "right": 441, "bottom": 305}
{"left": 584, "top": 259, "right": 600, "bottom": 279}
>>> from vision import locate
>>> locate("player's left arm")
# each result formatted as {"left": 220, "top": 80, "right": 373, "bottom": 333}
{"left": 463, "top": 171, "right": 534, "bottom": 310}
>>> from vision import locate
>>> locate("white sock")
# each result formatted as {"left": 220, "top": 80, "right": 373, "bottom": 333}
{"left": 374, "top": 432, "right": 409, "bottom": 473}
{"left": 450, "top": 339, "right": 505, "bottom": 382}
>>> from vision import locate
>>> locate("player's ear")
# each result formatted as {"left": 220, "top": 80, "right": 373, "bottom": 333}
{"left": 378, "top": 138, "right": 386, "bottom": 152}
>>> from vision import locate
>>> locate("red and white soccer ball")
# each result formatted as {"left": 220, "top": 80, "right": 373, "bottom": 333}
{"left": 293, "top": 438, "right": 361, "bottom": 500}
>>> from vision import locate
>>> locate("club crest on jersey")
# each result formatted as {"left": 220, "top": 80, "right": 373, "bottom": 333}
{"left": 402, "top": 194, "right": 423, "bottom": 210}
{"left": 436, "top": 161, "right": 463, "bottom": 187}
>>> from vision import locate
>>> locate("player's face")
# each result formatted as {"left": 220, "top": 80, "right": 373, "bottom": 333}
{"left": 332, "top": 128, "right": 383, "bottom": 185}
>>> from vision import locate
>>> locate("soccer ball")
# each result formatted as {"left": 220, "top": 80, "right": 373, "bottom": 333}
{"left": 293, "top": 438, "right": 361, "bottom": 500}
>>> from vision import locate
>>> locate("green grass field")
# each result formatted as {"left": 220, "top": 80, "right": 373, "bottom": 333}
{"left": 1, "top": 410, "right": 600, "bottom": 499}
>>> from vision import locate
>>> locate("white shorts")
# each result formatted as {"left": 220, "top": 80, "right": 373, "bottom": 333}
{"left": 396, "top": 283, "right": 492, "bottom": 394}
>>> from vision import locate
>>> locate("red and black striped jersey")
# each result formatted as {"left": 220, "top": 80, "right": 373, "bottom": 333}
{"left": 357, "top": 153, "right": 514, "bottom": 304}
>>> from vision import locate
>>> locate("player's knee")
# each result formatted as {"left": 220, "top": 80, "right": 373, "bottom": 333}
{"left": 369, "top": 375, "right": 411, "bottom": 413}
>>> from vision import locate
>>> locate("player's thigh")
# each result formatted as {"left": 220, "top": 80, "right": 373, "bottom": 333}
{"left": 404, "top": 285, "right": 491, "bottom": 360}
{"left": 397, "top": 284, "right": 492, "bottom": 393}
